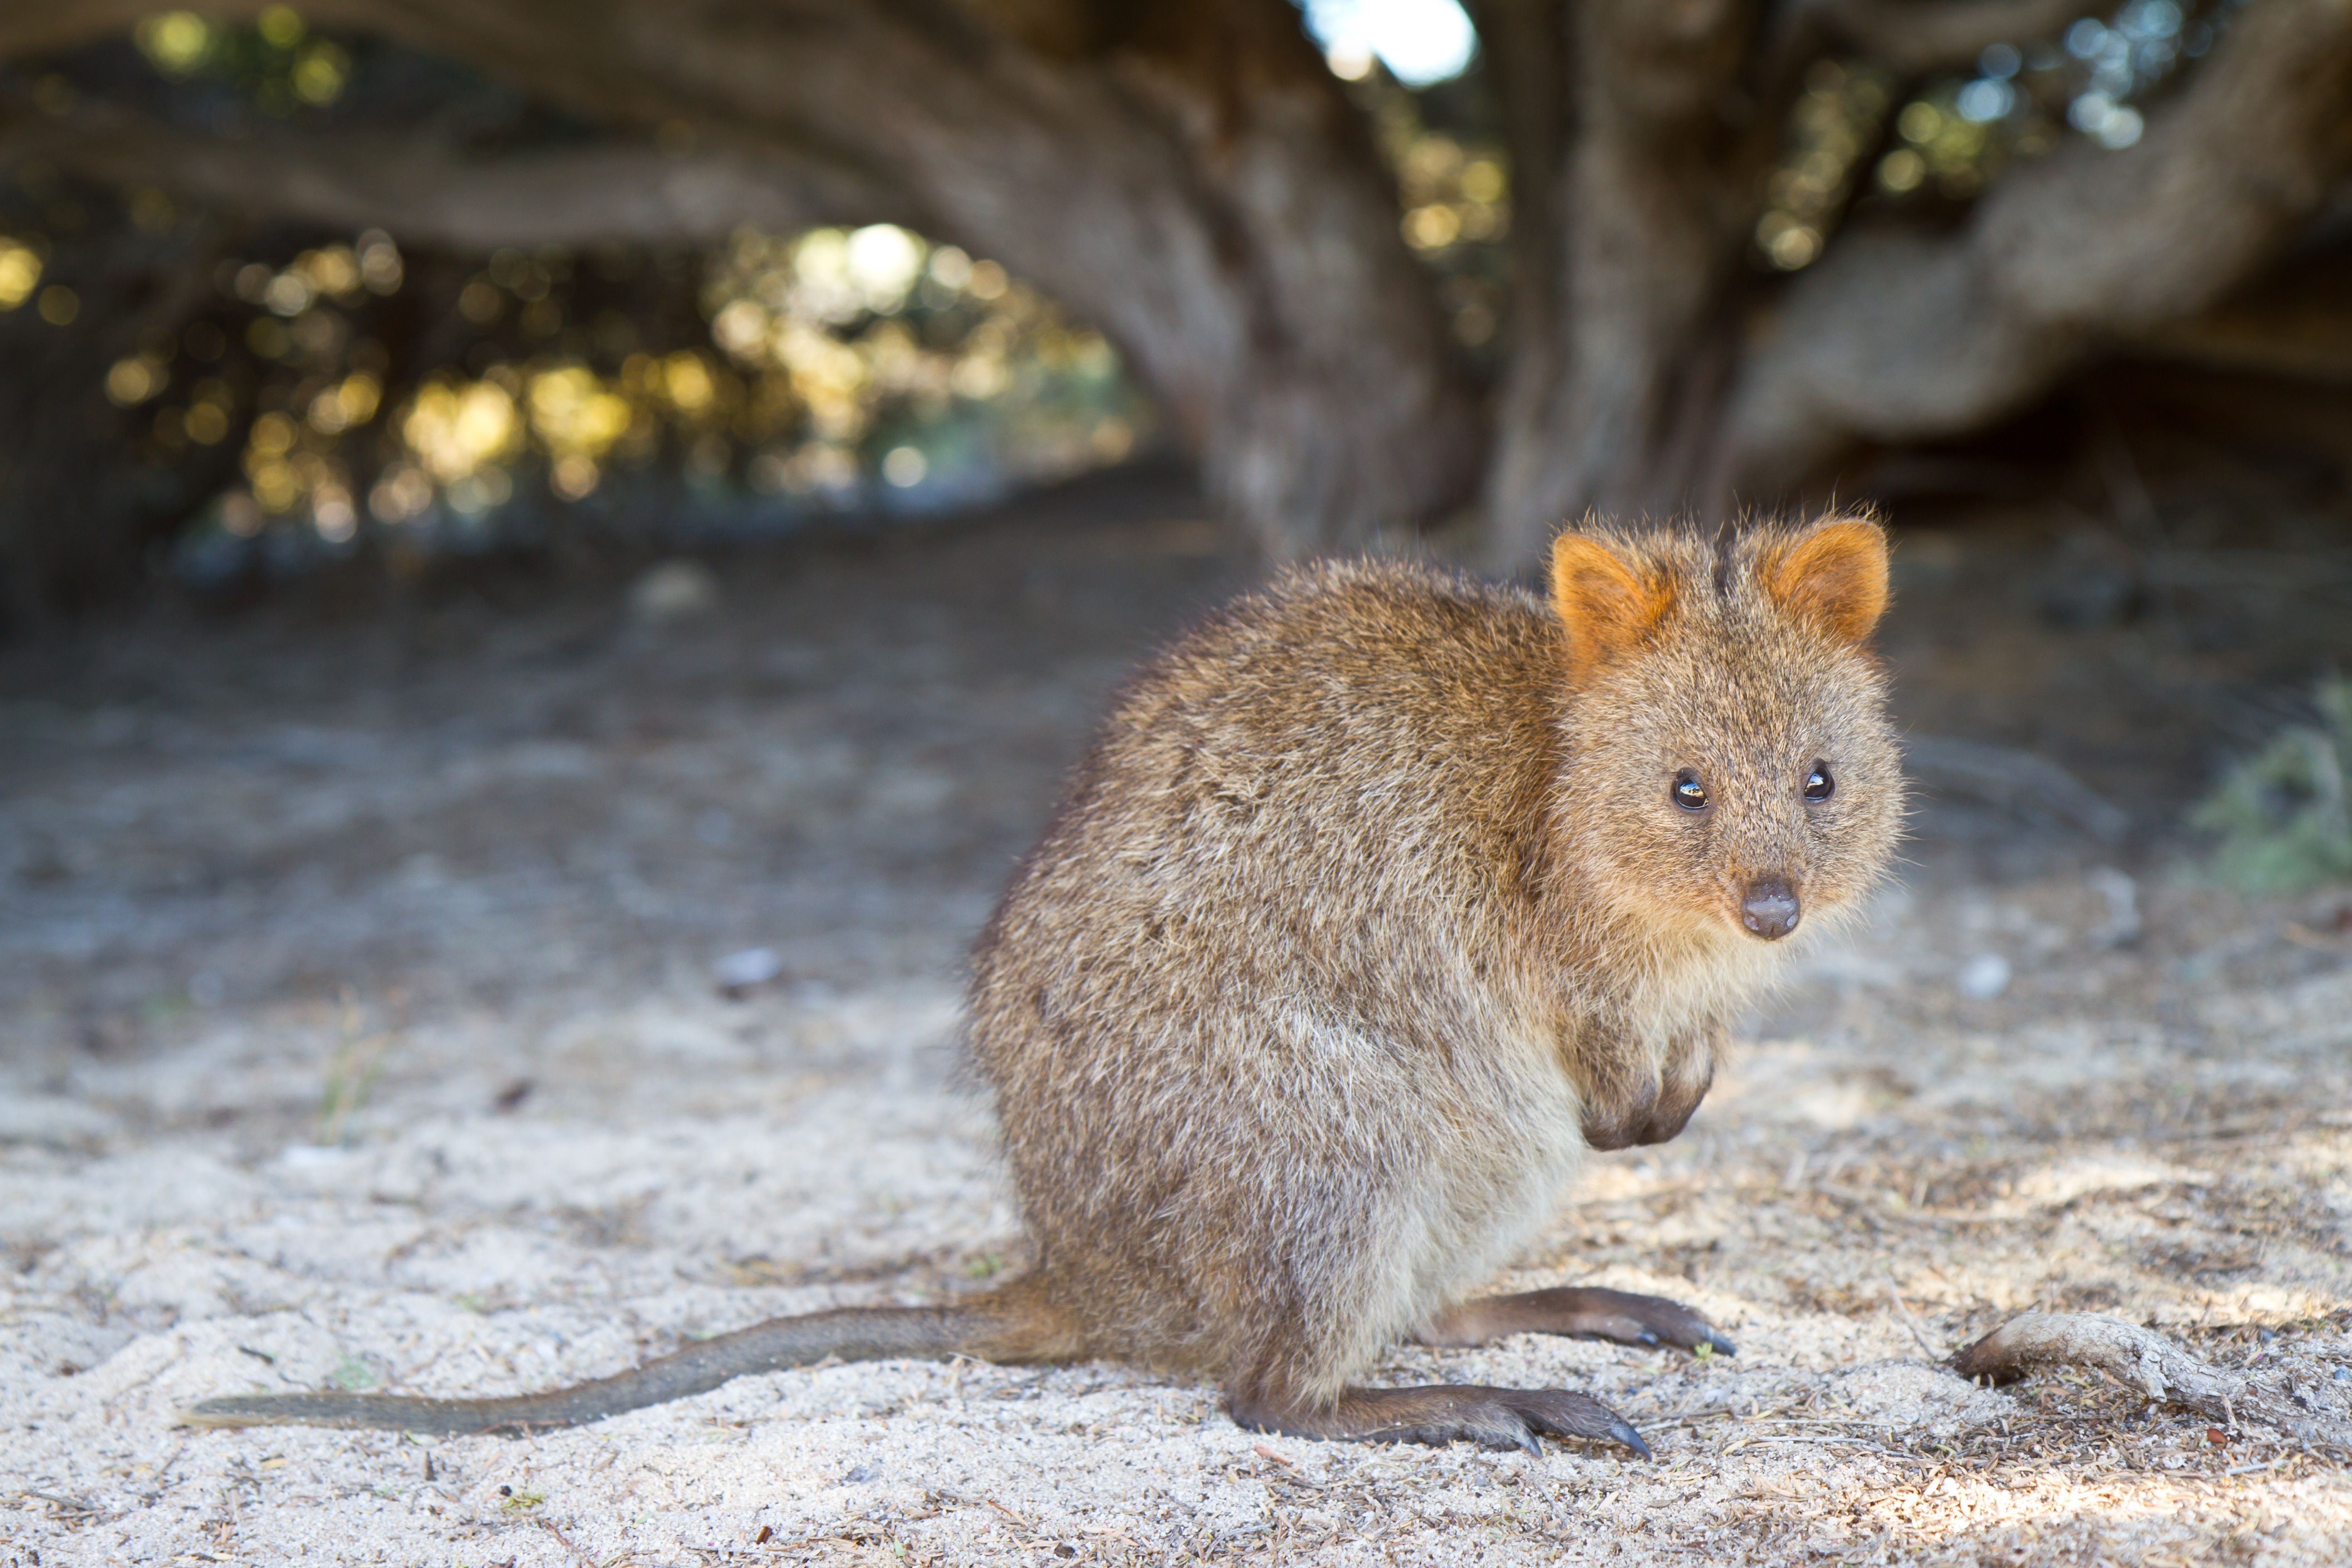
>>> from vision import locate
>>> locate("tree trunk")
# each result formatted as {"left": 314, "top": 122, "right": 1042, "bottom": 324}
{"left": 5, "top": 0, "right": 1485, "bottom": 561}
{"left": 1481, "top": 0, "right": 1764, "bottom": 568}
{"left": 1470, "top": 0, "right": 2352, "bottom": 565}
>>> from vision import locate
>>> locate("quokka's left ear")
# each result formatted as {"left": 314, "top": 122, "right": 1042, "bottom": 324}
{"left": 1761, "top": 516, "right": 1889, "bottom": 644}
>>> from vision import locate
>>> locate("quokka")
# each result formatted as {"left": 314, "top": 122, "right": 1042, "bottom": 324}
{"left": 189, "top": 515, "right": 1903, "bottom": 1454}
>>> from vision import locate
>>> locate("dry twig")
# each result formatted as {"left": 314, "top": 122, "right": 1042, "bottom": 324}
{"left": 1950, "top": 1313, "right": 2352, "bottom": 1450}
{"left": 539, "top": 1518, "right": 598, "bottom": 1568}
{"left": 1882, "top": 1275, "right": 1946, "bottom": 1360}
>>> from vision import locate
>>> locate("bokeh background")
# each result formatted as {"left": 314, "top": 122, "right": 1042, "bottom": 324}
{"left": 0, "top": 0, "right": 2345, "bottom": 627}
{"left": 8, "top": 4, "right": 2352, "bottom": 1565}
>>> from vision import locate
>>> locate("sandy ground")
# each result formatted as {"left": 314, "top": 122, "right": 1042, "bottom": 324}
{"left": 5, "top": 474, "right": 2352, "bottom": 1565}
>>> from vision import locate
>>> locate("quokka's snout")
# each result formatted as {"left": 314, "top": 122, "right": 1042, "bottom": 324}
{"left": 1738, "top": 877, "right": 1800, "bottom": 940}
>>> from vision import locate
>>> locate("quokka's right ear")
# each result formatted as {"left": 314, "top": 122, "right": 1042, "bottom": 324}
{"left": 1762, "top": 516, "right": 1889, "bottom": 645}
{"left": 1550, "top": 531, "right": 1674, "bottom": 679}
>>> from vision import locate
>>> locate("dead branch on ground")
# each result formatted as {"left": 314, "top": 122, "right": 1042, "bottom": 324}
{"left": 1952, "top": 1311, "right": 2352, "bottom": 1450}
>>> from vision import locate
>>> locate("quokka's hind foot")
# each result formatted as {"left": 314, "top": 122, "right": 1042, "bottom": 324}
{"left": 1228, "top": 1382, "right": 1651, "bottom": 1458}
{"left": 1417, "top": 1286, "right": 1735, "bottom": 1356}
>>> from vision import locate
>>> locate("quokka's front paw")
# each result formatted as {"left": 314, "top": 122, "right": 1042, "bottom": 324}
{"left": 1529, "top": 1286, "right": 1738, "bottom": 1356}
{"left": 1418, "top": 1285, "right": 1737, "bottom": 1357}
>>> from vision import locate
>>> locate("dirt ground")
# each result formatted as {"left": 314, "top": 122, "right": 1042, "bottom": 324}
{"left": 5, "top": 468, "right": 2352, "bottom": 1566}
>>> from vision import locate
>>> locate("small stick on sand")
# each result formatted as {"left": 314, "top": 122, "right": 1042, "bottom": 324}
{"left": 538, "top": 1518, "right": 596, "bottom": 1568}
{"left": 983, "top": 1497, "right": 1035, "bottom": 1531}
{"left": 1949, "top": 1313, "right": 2352, "bottom": 1450}
{"left": 1882, "top": 1274, "right": 1945, "bottom": 1360}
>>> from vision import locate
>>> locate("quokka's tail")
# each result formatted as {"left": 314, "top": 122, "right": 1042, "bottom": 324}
{"left": 180, "top": 1287, "right": 1068, "bottom": 1436}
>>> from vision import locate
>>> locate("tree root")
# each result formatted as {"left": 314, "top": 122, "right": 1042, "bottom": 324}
{"left": 1950, "top": 1312, "right": 2352, "bottom": 1451}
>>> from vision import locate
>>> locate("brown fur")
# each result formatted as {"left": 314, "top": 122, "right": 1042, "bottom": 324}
{"left": 965, "top": 514, "right": 1902, "bottom": 1419}
{"left": 182, "top": 516, "right": 1900, "bottom": 1450}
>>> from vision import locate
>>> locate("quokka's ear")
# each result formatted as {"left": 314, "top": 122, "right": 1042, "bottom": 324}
{"left": 1762, "top": 517, "right": 1889, "bottom": 645}
{"left": 1550, "top": 532, "right": 1674, "bottom": 677}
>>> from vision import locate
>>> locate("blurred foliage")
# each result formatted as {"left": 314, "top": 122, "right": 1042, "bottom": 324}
{"left": 137, "top": 5, "right": 352, "bottom": 114}
{"left": 186, "top": 218, "right": 1143, "bottom": 569}
{"left": 1757, "top": 59, "right": 1896, "bottom": 272}
{"left": 2193, "top": 676, "right": 2352, "bottom": 894}
{"left": 1755, "top": 0, "right": 2248, "bottom": 272}
{"left": 0, "top": 10, "right": 1149, "bottom": 587}
{"left": 1345, "top": 67, "right": 1510, "bottom": 363}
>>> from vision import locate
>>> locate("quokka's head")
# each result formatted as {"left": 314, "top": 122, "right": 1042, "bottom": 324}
{"left": 1546, "top": 515, "right": 1904, "bottom": 947}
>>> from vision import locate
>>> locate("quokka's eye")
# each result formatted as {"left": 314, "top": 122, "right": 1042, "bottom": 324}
{"left": 1804, "top": 762, "right": 1835, "bottom": 801}
{"left": 1671, "top": 770, "right": 1710, "bottom": 812}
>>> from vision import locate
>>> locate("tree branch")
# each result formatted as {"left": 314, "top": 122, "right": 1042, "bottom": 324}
{"left": 1782, "top": 0, "right": 2086, "bottom": 77}
{"left": 11, "top": 110, "right": 911, "bottom": 250}
{"left": 1723, "top": 0, "right": 2352, "bottom": 494}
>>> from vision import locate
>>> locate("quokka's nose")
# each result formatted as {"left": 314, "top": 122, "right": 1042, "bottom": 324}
{"left": 1740, "top": 879, "right": 1801, "bottom": 940}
